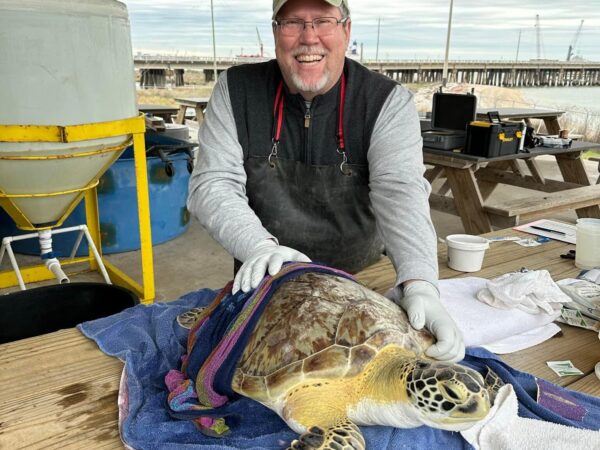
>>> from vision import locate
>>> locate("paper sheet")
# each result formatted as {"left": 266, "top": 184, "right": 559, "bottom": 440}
{"left": 514, "top": 219, "right": 576, "bottom": 244}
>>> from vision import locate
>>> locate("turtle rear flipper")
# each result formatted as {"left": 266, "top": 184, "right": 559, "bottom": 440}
{"left": 176, "top": 307, "right": 206, "bottom": 329}
{"left": 287, "top": 419, "right": 365, "bottom": 450}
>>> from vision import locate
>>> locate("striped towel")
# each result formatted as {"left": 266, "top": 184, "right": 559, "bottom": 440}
{"left": 165, "top": 262, "right": 356, "bottom": 436}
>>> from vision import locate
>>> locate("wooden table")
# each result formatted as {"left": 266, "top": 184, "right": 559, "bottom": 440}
{"left": 476, "top": 107, "right": 565, "bottom": 135}
{"left": 137, "top": 104, "right": 179, "bottom": 123}
{"left": 174, "top": 97, "right": 210, "bottom": 125}
{"left": 2, "top": 228, "right": 599, "bottom": 448}
{"left": 425, "top": 140, "right": 600, "bottom": 234}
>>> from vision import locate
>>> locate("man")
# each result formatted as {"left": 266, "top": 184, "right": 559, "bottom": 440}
{"left": 187, "top": 0, "right": 464, "bottom": 362}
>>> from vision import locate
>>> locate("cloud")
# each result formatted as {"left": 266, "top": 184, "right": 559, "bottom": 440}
{"left": 122, "top": 0, "right": 600, "bottom": 61}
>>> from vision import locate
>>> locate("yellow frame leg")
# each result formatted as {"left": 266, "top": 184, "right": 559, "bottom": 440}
{"left": 132, "top": 131, "right": 155, "bottom": 303}
{"left": 84, "top": 190, "right": 101, "bottom": 271}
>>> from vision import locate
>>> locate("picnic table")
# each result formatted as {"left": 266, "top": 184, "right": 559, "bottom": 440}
{"left": 425, "top": 140, "right": 600, "bottom": 235}
{"left": 174, "top": 97, "right": 210, "bottom": 125}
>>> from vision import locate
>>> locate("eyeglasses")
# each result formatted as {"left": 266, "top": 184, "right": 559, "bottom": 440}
{"left": 273, "top": 17, "right": 349, "bottom": 37}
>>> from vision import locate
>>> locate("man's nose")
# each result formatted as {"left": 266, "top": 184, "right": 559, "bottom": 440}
{"left": 299, "top": 22, "right": 319, "bottom": 43}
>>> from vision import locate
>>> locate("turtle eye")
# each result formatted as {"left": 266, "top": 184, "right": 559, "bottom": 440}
{"left": 442, "top": 385, "right": 460, "bottom": 401}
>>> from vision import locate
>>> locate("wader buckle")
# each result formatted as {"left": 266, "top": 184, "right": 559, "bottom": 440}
{"left": 268, "top": 140, "right": 279, "bottom": 168}
{"left": 337, "top": 148, "right": 352, "bottom": 176}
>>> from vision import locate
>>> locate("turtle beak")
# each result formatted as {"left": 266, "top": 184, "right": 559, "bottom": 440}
{"left": 451, "top": 394, "right": 490, "bottom": 421}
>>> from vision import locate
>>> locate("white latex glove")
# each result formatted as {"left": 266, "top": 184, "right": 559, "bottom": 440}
{"left": 232, "top": 240, "right": 311, "bottom": 294}
{"left": 386, "top": 280, "right": 465, "bottom": 362}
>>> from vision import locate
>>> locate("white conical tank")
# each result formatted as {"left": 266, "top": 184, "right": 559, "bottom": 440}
{"left": 0, "top": 0, "right": 137, "bottom": 227}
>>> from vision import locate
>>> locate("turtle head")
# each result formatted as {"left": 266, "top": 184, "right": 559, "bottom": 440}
{"left": 405, "top": 360, "right": 491, "bottom": 431}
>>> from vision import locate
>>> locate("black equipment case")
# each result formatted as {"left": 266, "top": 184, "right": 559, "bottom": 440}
{"left": 421, "top": 91, "right": 477, "bottom": 150}
{"left": 465, "top": 111, "right": 523, "bottom": 157}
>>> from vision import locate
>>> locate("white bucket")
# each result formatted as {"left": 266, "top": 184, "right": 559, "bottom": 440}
{"left": 446, "top": 234, "right": 489, "bottom": 272}
{"left": 575, "top": 218, "right": 600, "bottom": 270}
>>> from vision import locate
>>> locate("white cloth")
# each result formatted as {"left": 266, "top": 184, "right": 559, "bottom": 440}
{"left": 461, "top": 384, "right": 600, "bottom": 450}
{"left": 440, "top": 277, "right": 561, "bottom": 352}
{"left": 477, "top": 270, "right": 571, "bottom": 315}
{"left": 482, "top": 323, "right": 561, "bottom": 354}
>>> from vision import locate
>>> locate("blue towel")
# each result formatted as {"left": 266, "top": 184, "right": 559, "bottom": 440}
{"left": 79, "top": 287, "right": 600, "bottom": 450}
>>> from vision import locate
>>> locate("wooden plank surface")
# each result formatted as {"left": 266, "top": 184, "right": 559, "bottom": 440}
{"left": 476, "top": 108, "right": 565, "bottom": 121}
{"left": 568, "top": 373, "right": 600, "bottom": 396}
{"left": 0, "top": 329, "right": 124, "bottom": 449}
{"left": 475, "top": 167, "right": 582, "bottom": 193}
{"left": 483, "top": 184, "right": 600, "bottom": 217}
{"left": 502, "top": 324, "right": 600, "bottom": 388}
{"left": 173, "top": 97, "right": 210, "bottom": 107}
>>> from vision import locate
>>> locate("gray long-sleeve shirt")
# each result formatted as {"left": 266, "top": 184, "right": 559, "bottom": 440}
{"left": 187, "top": 71, "right": 438, "bottom": 289}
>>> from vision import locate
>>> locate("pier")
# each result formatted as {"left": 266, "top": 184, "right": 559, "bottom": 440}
{"left": 134, "top": 55, "right": 600, "bottom": 88}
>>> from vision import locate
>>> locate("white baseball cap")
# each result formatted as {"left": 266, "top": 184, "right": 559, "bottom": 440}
{"left": 272, "top": 0, "right": 350, "bottom": 19}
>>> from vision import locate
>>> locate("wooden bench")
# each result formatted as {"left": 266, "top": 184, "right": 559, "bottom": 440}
{"left": 483, "top": 184, "right": 600, "bottom": 227}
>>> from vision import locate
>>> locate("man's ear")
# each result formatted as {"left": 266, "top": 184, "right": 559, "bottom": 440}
{"left": 344, "top": 19, "right": 352, "bottom": 45}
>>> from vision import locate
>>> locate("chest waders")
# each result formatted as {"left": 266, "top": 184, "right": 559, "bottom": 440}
{"left": 229, "top": 60, "right": 396, "bottom": 275}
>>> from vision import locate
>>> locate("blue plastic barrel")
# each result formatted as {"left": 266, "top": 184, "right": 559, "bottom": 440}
{"left": 0, "top": 146, "right": 191, "bottom": 256}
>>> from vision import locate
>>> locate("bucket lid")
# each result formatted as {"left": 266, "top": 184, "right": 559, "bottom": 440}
{"left": 577, "top": 218, "right": 600, "bottom": 229}
{"left": 446, "top": 234, "right": 489, "bottom": 251}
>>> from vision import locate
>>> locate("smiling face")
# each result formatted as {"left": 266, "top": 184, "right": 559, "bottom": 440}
{"left": 273, "top": 0, "right": 351, "bottom": 100}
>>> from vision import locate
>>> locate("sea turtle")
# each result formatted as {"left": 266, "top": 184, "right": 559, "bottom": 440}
{"left": 178, "top": 272, "right": 501, "bottom": 450}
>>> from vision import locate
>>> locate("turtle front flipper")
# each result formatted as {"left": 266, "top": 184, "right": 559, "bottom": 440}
{"left": 484, "top": 367, "right": 505, "bottom": 405}
{"left": 287, "top": 419, "right": 365, "bottom": 450}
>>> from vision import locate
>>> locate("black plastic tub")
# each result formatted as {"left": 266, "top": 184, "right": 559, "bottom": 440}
{"left": 0, "top": 282, "right": 138, "bottom": 344}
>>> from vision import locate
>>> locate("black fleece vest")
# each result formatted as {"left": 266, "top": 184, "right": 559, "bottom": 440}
{"left": 228, "top": 58, "right": 397, "bottom": 273}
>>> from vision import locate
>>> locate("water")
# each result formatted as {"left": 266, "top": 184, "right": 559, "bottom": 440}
{"left": 516, "top": 86, "right": 600, "bottom": 114}
{"left": 507, "top": 86, "right": 600, "bottom": 141}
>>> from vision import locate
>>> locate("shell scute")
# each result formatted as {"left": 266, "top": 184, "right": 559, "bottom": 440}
{"left": 302, "top": 345, "right": 350, "bottom": 378}
{"left": 232, "top": 370, "right": 266, "bottom": 399}
{"left": 264, "top": 360, "right": 305, "bottom": 398}
{"left": 346, "top": 344, "right": 378, "bottom": 377}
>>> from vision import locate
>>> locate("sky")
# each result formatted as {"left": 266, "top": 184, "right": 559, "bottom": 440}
{"left": 122, "top": 0, "right": 600, "bottom": 61}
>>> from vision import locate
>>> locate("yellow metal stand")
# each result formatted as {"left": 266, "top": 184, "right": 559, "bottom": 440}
{"left": 0, "top": 115, "right": 155, "bottom": 303}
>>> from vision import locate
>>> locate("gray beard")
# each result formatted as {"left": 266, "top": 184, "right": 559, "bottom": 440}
{"left": 290, "top": 69, "right": 330, "bottom": 94}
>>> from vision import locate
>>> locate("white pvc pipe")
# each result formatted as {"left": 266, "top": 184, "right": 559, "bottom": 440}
{"left": 1, "top": 224, "right": 113, "bottom": 289}
{"left": 82, "top": 227, "right": 111, "bottom": 284}
{"left": 69, "top": 229, "right": 85, "bottom": 259}
{"left": 38, "top": 230, "right": 70, "bottom": 284}
{"left": 2, "top": 239, "right": 26, "bottom": 290}
{"left": 46, "top": 258, "right": 69, "bottom": 284}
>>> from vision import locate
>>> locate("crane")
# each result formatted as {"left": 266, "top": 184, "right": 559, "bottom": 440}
{"left": 256, "top": 27, "right": 263, "bottom": 58}
{"left": 566, "top": 19, "right": 584, "bottom": 61}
